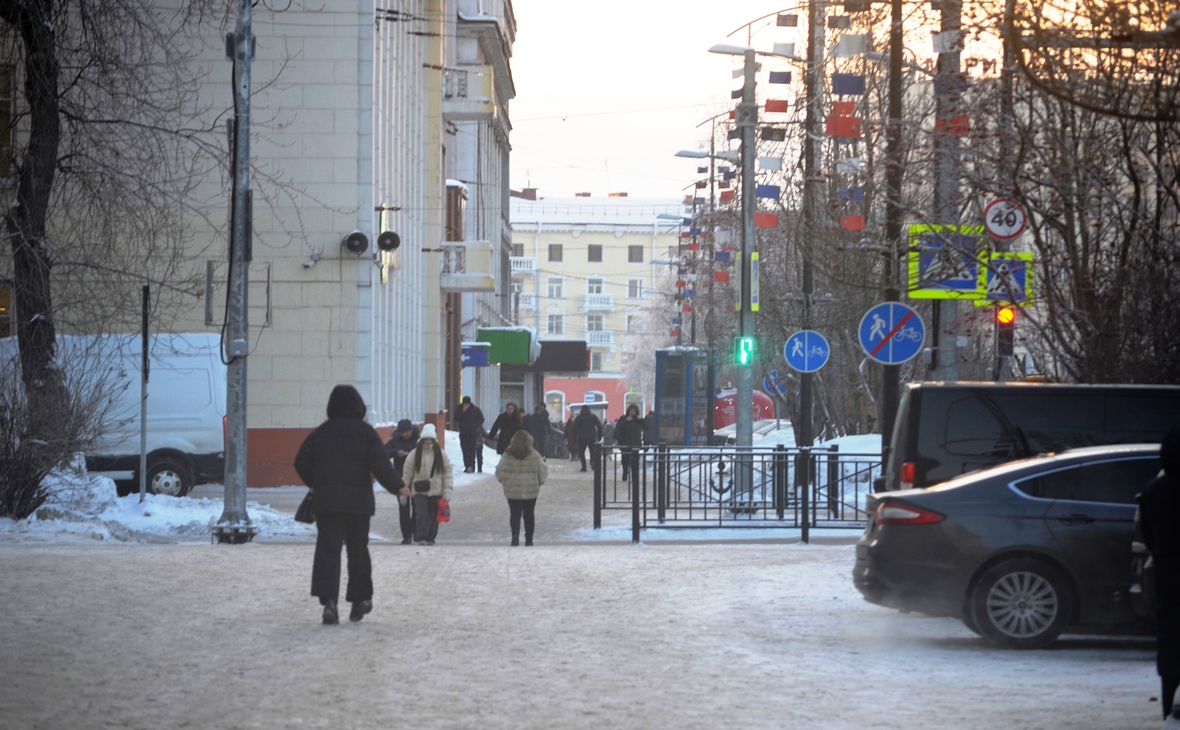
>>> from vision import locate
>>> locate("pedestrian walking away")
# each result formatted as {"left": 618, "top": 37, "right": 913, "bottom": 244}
{"left": 294, "top": 384, "right": 407, "bottom": 625}
{"left": 614, "top": 404, "right": 648, "bottom": 485}
{"left": 524, "top": 403, "right": 551, "bottom": 459}
{"left": 454, "top": 396, "right": 485, "bottom": 473}
{"left": 574, "top": 405, "right": 603, "bottom": 472}
{"left": 401, "top": 423, "right": 454, "bottom": 545}
{"left": 1137, "top": 428, "right": 1180, "bottom": 720}
{"left": 564, "top": 415, "right": 578, "bottom": 462}
{"left": 487, "top": 402, "right": 524, "bottom": 455}
{"left": 494, "top": 430, "right": 548, "bottom": 546}
{"left": 385, "top": 418, "right": 420, "bottom": 545}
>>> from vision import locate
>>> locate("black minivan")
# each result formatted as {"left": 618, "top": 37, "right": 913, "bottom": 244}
{"left": 879, "top": 382, "right": 1180, "bottom": 491}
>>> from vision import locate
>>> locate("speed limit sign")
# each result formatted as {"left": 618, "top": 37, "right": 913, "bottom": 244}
{"left": 983, "top": 198, "right": 1027, "bottom": 240}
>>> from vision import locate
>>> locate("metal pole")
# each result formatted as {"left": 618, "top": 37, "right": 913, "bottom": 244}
{"left": 138, "top": 285, "right": 149, "bottom": 502}
{"left": 216, "top": 0, "right": 254, "bottom": 542}
{"left": 734, "top": 49, "right": 758, "bottom": 499}
{"left": 798, "top": 0, "right": 826, "bottom": 448}
{"left": 881, "top": 0, "right": 905, "bottom": 466}
{"left": 929, "top": 0, "right": 964, "bottom": 382}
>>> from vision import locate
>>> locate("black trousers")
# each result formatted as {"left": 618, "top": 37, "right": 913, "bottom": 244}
{"left": 577, "top": 442, "right": 600, "bottom": 470}
{"left": 311, "top": 512, "right": 371, "bottom": 604}
{"left": 412, "top": 494, "right": 440, "bottom": 543}
{"left": 398, "top": 498, "right": 413, "bottom": 541}
{"left": 619, "top": 447, "right": 641, "bottom": 481}
{"left": 459, "top": 432, "right": 480, "bottom": 469}
{"left": 1163, "top": 674, "right": 1179, "bottom": 719}
{"left": 507, "top": 498, "right": 537, "bottom": 541}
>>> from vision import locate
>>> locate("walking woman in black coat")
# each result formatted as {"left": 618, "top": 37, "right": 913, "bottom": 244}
{"left": 294, "top": 385, "right": 407, "bottom": 625}
{"left": 487, "top": 402, "right": 524, "bottom": 455}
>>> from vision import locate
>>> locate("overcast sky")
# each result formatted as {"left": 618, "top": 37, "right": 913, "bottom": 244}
{"left": 507, "top": 1, "right": 796, "bottom": 199}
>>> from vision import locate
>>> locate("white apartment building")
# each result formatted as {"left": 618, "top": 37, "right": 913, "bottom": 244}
{"left": 510, "top": 195, "right": 684, "bottom": 423}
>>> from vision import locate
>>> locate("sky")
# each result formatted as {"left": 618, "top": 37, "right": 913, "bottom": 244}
{"left": 507, "top": 1, "right": 800, "bottom": 199}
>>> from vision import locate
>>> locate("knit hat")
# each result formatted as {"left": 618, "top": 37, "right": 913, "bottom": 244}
{"left": 420, "top": 423, "right": 438, "bottom": 440}
{"left": 396, "top": 418, "right": 414, "bottom": 431}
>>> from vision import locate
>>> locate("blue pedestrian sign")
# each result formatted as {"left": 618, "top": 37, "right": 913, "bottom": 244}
{"left": 763, "top": 369, "right": 789, "bottom": 398}
{"left": 858, "top": 302, "right": 925, "bottom": 364}
{"left": 783, "top": 330, "right": 830, "bottom": 373}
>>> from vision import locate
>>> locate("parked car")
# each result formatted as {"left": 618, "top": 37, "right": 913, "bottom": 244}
{"left": 877, "top": 382, "right": 1180, "bottom": 492}
{"left": 854, "top": 444, "right": 1161, "bottom": 648}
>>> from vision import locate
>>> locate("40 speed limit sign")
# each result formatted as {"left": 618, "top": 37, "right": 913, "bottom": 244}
{"left": 983, "top": 198, "right": 1027, "bottom": 240}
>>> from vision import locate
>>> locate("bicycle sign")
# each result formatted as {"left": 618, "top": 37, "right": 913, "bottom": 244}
{"left": 858, "top": 302, "right": 925, "bottom": 364}
{"left": 763, "top": 369, "right": 789, "bottom": 398}
{"left": 783, "top": 330, "right": 830, "bottom": 373}
{"left": 983, "top": 198, "right": 1027, "bottom": 241}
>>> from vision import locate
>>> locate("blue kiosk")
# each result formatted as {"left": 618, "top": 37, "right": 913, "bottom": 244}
{"left": 653, "top": 347, "right": 715, "bottom": 446}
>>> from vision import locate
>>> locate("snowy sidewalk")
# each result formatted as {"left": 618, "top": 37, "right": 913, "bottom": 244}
{"left": 0, "top": 451, "right": 1165, "bottom": 728}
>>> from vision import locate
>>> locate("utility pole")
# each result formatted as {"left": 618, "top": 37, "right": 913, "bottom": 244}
{"left": 798, "top": 0, "right": 826, "bottom": 448}
{"left": 215, "top": 0, "right": 255, "bottom": 544}
{"left": 736, "top": 49, "right": 757, "bottom": 455}
{"left": 928, "top": 0, "right": 964, "bottom": 382}
{"left": 881, "top": 0, "right": 905, "bottom": 464}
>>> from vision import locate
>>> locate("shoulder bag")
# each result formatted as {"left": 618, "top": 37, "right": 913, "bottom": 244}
{"left": 294, "top": 491, "right": 315, "bottom": 524}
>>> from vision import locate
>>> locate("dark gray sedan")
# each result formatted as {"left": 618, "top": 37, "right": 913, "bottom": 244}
{"left": 853, "top": 444, "right": 1160, "bottom": 648}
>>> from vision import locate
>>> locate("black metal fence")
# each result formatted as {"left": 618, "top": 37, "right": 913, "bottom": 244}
{"left": 592, "top": 443, "right": 880, "bottom": 542}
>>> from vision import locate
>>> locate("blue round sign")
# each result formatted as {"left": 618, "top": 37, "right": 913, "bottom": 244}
{"left": 783, "top": 330, "right": 830, "bottom": 373}
{"left": 858, "top": 302, "right": 925, "bottom": 364}
{"left": 763, "top": 369, "right": 788, "bottom": 397}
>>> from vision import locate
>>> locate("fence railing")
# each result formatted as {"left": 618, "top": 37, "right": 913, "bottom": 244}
{"left": 592, "top": 443, "right": 880, "bottom": 543}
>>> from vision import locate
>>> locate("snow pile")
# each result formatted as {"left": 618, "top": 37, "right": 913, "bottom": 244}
{"left": 0, "top": 428, "right": 497, "bottom": 544}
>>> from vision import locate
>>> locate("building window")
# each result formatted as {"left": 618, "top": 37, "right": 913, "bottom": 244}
{"left": 512, "top": 243, "right": 524, "bottom": 257}
{"left": 587, "top": 244, "right": 603, "bottom": 262}
{"left": 547, "top": 313, "right": 564, "bottom": 335}
{"left": 587, "top": 278, "right": 604, "bottom": 295}
{"left": 626, "top": 314, "right": 641, "bottom": 334}
{"left": 627, "top": 279, "right": 644, "bottom": 299}
{"left": 545, "top": 391, "right": 566, "bottom": 419}
{"left": 628, "top": 245, "right": 644, "bottom": 263}
{"left": 586, "top": 313, "right": 604, "bottom": 332}
{"left": 590, "top": 352, "right": 604, "bottom": 371}
{"left": 548, "top": 244, "right": 563, "bottom": 262}
{"left": 547, "top": 277, "right": 564, "bottom": 299}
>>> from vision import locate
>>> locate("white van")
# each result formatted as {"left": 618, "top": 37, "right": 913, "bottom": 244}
{"left": 1, "top": 333, "right": 226, "bottom": 497}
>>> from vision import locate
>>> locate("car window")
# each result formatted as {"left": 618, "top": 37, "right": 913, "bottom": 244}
{"left": 943, "top": 397, "right": 1018, "bottom": 457}
{"left": 1104, "top": 395, "right": 1180, "bottom": 442}
{"left": 1013, "top": 457, "right": 1160, "bottom": 504}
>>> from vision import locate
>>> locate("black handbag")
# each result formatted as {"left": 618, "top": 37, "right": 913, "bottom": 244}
{"left": 413, "top": 479, "right": 432, "bottom": 493}
{"left": 294, "top": 491, "right": 315, "bottom": 524}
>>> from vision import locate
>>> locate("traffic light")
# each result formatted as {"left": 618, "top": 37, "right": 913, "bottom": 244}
{"left": 996, "top": 306, "right": 1016, "bottom": 357}
{"left": 735, "top": 336, "right": 755, "bottom": 365}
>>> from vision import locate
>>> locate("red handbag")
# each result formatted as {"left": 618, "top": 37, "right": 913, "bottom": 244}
{"left": 436, "top": 497, "right": 451, "bottom": 523}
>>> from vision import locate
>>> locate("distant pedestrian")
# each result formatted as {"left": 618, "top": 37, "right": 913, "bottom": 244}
{"left": 385, "top": 418, "right": 420, "bottom": 545}
{"left": 564, "top": 415, "right": 578, "bottom": 461}
{"left": 401, "top": 424, "right": 453, "bottom": 545}
{"left": 1137, "top": 428, "right": 1180, "bottom": 720}
{"left": 454, "top": 396, "right": 485, "bottom": 473}
{"left": 294, "top": 384, "right": 407, "bottom": 625}
{"left": 495, "top": 430, "right": 548, "bottom": 546}
{"left": 574, "top": 405, "right": 602, "bottom": 472}
{"left": 487, "top": 402, "right": 524, "bottom": 455}
{"left": 614, "top": 404, "right": 647, "bottom": 484}
{"left": 524, "top": 403, "right": 551, "bottom": 459}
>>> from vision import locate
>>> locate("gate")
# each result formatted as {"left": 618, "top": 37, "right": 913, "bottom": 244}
{"left": 592, "top": 443, "right": 880, "bottom": 542}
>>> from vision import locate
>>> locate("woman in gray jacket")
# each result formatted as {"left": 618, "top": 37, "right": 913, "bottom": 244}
{"left": 494, "top": 430, "right": 548, "bottom": 546}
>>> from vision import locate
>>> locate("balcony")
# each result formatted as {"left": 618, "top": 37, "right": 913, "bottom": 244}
{"left": 586, "top": 330, "right": 615, "bottom": 347}
{"left": 442, "top": 66, "right": 495, "bottom": 122}
{"left": 581, "top": 293, "right": 615, "bottom": 313}
{"left": 510, "top": 256, "right": 537, "bottom": 274}
{"left": 440, "top": 240, "right": 495, "bottom": 292}
{"left": 512, "top": 293, "right": 537, "bottom": 310}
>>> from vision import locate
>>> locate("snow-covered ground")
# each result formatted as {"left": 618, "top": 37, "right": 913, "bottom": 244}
{"left": 0, "top": 432, "right": 1167, "bottom": 728}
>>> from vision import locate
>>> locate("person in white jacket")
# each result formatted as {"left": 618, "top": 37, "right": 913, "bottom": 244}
{"left": 494, "top": 430, "right": 548, "bottom": 546}
{"left": 400, "top": 424, "right": 453, "bottom": 545}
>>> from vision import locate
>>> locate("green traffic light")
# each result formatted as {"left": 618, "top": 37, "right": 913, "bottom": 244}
{"left": 735, "top": 337, "right": 755, "bottom": 365}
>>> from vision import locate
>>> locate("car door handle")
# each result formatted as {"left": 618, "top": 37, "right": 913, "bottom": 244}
{"left": 1057, "top": 513, "right": 1096, "bottom": 525}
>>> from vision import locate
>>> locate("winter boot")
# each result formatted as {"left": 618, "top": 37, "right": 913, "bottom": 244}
{"left": 322, "top": 600, "right": 339, "bottom": 625}
{"left": 511, "top": 534, "right": 520, "bottom": 546}
{"left": 349, "top": 600, "right": 372, "bottom": 622}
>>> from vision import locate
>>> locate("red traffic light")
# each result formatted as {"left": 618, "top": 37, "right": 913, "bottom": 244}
{"left": 996, "top": 306, "right": 1016, "bottom": 325}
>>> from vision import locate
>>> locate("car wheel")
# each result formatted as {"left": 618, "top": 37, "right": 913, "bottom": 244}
{"left": 147, "top": 458, "right": 193, "bottom": 498}
{"left": 971, "top": 558, "right": 1070, "bottom": 649}
{"left": 961, "top": 603, "right": 982, "bottom": 636}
